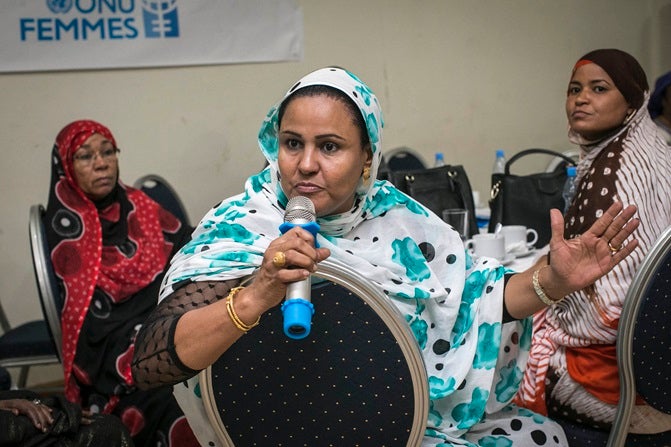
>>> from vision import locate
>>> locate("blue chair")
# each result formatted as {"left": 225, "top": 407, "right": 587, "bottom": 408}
{"left": 133, "top": 174, "right": 190, "bottom": 226}
{"left": 198, "top": 258, "right": 428, "bottom": 446}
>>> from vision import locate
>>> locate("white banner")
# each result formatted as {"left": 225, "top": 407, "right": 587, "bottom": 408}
{"left": 0, "top": 0, "right": 303, "bottom": 73}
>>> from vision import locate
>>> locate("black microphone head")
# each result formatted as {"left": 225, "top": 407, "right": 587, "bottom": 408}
{"left": 284, "top": 196, "right": 316, "bottom": 224}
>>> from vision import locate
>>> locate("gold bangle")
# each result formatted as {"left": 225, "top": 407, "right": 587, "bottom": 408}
{"left": 226, "top": 287, "right": 260, "bottom": 333}
{"left": 532, "top": 267, "right": 561, "bottom": 306}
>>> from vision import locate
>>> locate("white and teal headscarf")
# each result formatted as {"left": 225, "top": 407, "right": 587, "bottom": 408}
{"left": 162, "top": 67, "right": 532, "bottom": 445}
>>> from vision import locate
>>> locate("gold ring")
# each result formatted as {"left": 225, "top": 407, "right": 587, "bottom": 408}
{"left": 272, "top": 251, "right": 286, "bottom": 268}
{"left": 608, "top": 241, "right": 621, "bottom": 256}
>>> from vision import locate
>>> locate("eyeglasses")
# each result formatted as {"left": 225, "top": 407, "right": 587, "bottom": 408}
{"left": 73, "top": 147, "right": 120, "bottom": 166}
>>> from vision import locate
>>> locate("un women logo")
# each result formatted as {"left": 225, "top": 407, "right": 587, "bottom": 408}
{"left": 142, "top": 0, "right": 180, "bottom": 38}
{"left": 142, "top": 0, "right": 178, "bottom": 14}
{"left": 46, "top": 0, "right": 73, "bottom": 13}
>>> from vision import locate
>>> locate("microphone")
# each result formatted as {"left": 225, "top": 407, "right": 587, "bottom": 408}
{"left": 279, "top": 196, "right": 320, "bottom": 340}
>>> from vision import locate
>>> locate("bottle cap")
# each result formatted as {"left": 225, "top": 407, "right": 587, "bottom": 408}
{"left": 566, "top": 166, "right": 577, "bottom": 176}
{"left": 435, "top": 152, "right": 444, "bottom": 160}
{"left": 496, "top": 149, "right": 505, "bottom": 157}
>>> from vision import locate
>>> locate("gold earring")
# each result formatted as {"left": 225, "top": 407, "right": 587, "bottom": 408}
{"left": 363, "top": 167, "right": 371, "bottom": 181}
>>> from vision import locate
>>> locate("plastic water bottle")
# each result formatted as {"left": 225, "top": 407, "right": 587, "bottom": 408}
{"left": 492, "top": 149, "right": 506, "bottom": 174}
{"left": 434, "top": 152, "right": 445, "bottom": 167}
{"left": 562, "top": 166, "right": 577, "bottom": 214}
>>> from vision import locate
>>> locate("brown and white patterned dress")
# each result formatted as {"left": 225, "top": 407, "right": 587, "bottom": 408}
{"left": 518, "top": 98, "right": 671, "bottom": 434}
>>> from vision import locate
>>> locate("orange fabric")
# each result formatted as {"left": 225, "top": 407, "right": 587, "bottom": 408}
{"left": 513, "top": 385, "right": 548, "bottom": 416}
{"left": 566, "top": 344, "right": 620, "bottom": 405}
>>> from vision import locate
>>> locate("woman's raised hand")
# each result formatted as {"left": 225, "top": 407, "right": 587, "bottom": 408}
{"left": 546, "top": 201, "right": 639, "bottom": 296}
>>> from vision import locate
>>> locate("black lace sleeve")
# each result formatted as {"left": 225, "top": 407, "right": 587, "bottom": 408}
{"left": 131, "top": 278, "right": 240, "bottom": 390}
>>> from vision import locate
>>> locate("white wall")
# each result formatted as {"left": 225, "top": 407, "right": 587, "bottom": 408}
{"left": 2, "top": 0, "right": 670, "bottom": 385}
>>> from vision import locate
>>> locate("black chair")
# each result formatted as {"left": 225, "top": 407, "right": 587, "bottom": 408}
{"left": 379, "top": 147, "right": 427, "bottom": 181}
{"left": 0, "top": 296, "right": 59, "bottom": 388}
{"left": 384, "top": 146, "right": 427, "bottom": 172}
{"left": 558, "top": 225, "right": 671, "bottom": 446}
{"left": 133, "top": 174, "right": 190, "bottom": 226}
{"left": 606, "top": 225, "right": 671, "bottom": 446}
{"left": 198, "top": 258, "right": 429, "bottom": 446}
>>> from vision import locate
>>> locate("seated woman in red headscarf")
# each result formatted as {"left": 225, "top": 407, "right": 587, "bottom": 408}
{"left": 44, "top": 119, "right": 199, "bottom": 447}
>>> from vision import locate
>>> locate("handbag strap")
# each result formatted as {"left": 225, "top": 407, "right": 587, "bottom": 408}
{"left": 504, "top": 148, "right": 576, "bottom": 174}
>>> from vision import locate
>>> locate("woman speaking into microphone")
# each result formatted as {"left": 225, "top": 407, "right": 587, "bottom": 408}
{"left": 132, "top": 67, "right": 639, "bottom": 445}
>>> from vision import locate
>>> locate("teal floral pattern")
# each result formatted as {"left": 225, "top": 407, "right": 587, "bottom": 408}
{"left": 161, "top": 67, "right": 548, "bottom": 445}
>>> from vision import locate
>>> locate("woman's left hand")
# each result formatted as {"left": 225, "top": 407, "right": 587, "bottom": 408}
{"left": 0, "top": 398, "right": 54, "bottom": 432}
{"left": 545, "top": 201, "right": 639, "bottom": 297}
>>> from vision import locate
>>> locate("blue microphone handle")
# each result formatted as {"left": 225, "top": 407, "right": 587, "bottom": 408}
{"left": 279, "top": 221, "right": 319, "bottom": 340}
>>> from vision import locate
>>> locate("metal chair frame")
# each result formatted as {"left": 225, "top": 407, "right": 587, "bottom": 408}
{"left": 28, "top": 204, "right": 63, "bottom": 360}
{"left": 199, "top": 257, "right": 429, "bottom": 447}
{"left": 28, "top": 205, "right": 63, "bottom": 359}
{"left": 607, "top": 225, "right": 671, "bottom": 447}
{"left": 0, "top": 204, "right": 62, "bottom": 388}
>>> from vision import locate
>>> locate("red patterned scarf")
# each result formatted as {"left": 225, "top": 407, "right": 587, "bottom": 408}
{"left": 45, "top": 120, "right": 181, "bottom": 403}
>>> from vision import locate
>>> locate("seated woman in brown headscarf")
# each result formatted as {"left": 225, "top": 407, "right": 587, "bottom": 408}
{"left": 516, "top": 49, "right": 671, "bottom": 436}
{"left": 44, "top": 119, "right": 198, "bottom": 446}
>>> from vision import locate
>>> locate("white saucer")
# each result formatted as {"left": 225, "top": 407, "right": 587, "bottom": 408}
{"left": 511, "top": 248, "right": 536, "bottom": 258}
{"left": 500, "top": 254, "right": 516, "bottom": 266}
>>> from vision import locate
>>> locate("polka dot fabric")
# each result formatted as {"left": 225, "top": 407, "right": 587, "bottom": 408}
{"left": 632, "top": 252, "right": 671, "bottom": 414}
{"left": 207, "top": 281, "right": 419, "bottom": 446}
{"left": 162, "top": 68, "right": 557, "bottom": 444}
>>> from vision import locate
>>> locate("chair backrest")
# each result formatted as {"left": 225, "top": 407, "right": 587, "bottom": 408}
{"left": 133, "top": 174, "right": 190, "bottom": 226}
{"left": 28, "top": 204, "right": 63, "bottom": 360}
{"left": 384, "top": 146, "right": 427, "bottom": 173}
{"left": 199, "top": 258, "right": 429, "bottom": 446}
{"left": 607, "top": 225, "right": 671, "bottom": 447}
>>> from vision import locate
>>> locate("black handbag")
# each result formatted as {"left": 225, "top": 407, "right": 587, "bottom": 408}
{"left": 488, "top": 148, "right": 577, "bottom": 248}
{"left": 387, "top": 165, "right": 479, "bottom": 238}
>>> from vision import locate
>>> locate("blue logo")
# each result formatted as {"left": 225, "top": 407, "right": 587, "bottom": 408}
{"left": 46, "top": 0, "right": 73, "bottom": 13}
{"left": 142, "top": 0, "right": 179, "bottom": 38}
{"left": 23, "top": 0, "right": 181, "bottom": 41}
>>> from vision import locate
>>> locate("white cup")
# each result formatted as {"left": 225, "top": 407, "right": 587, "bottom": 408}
{"left": 465, "top": 233, "right": 506, "bottom": 260}
{"left": 500, "top": 225, "right": 538, "bottom": 254}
